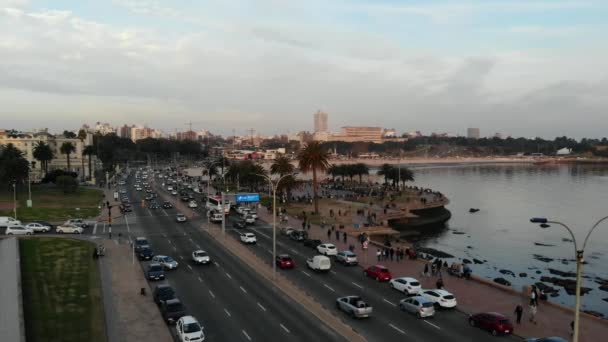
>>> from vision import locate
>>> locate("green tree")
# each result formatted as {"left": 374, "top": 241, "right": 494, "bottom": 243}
{"left": 63, "top": 130, "right": 77, "bottom": 139}
{"left": 354, "top": 163, "right": 369, "bottom": 184}
{"left": 32, "top": 141, "right": 54, "bottom": 176}
{"left": 270, "top": 155, "right": 297, "bottom": 197}
{"left": 377, "top": 163, "right": 394, "bottom": 185}
{"left": 225, "top": 160, "right": 266, "bottom": 191}
{"left": 60, "top": 142, "right": 76, "bottom": 171}
{"left": 83, "top": 145, "right": 96, "bottom": 180}
{"left": 0, "top": 143, "right": 30, "bottom": 183}
{"left": 55, "top": 175, "right": 78, "bottom": 193}
{"left": 327, "top": 164, "right": 338, "bottom": 182}
{"left": 297, "top": 141, "right": 330, "bottom": 214}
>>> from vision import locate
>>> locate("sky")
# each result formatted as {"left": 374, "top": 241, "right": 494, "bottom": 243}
{"left": 1, "top": 0, "right": 607, "bottom": 138}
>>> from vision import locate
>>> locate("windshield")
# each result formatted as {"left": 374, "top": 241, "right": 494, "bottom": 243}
{"left": 164, "top": 257, "right": 175, "bottom": 262}
{"left": 195, "top": 252, "right": 207, "bottom": 257}
{"left": 498, "top": 319, "right": 511, "bottom": 325}
{"left": 183, "top": 322, "right": 201, "bottom": 333}
{"left": 421, "top": 302, "right": 434, "bottom": 308}
{"left": 167, "top": 302, "right": 184, "bottom": 312}
{"left": 149, "top": 265, "right": 162, "bottom": 272}
{"left": 379, "top": 269, "right": 390, "bottom": 273}
{"left": 443, "top": 295, "right": 455, "bottom": 300}
{"left": 411, "top": 281, "right": 420, "bottom": 286}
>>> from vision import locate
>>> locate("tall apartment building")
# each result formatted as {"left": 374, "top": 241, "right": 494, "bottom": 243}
{"left": 313, "top": 110, "right": 328, "bottom": 133}
{"left": 94, "top": 122, "right": 116, "bottom": 135}
{"left": 467, "top": 128, "right": 480, "bottom": 139}
{"left": 176, "top": 130, "right": 197, "bottom": 141}
{"left": 329, "top": 126, "right": 384, "bottom": 143}
{"left": 130, "top": 126, "right": 153, "bottom": 142}
{"left": 119, "top": 124, "right": 132, "bottom": 139}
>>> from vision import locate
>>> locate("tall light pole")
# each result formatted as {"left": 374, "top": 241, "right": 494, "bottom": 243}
{"left": 12, "top": 180, "right": 17, "bottom": 219}
{"left": 530, "top": 216, "right": 608, "bottom": 342}
{"left": 256, "top": 173, "right": 294, "bottom": 280}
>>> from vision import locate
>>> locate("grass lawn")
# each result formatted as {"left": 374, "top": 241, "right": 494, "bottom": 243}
{"left": 20, "top": 238, "right": 106, "bottom": 342}
{"left": 0, "top": 185, "right": 103, "bottom": 222}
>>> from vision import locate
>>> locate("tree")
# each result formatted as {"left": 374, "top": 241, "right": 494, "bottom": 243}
{"left": 55, "top": 175, "right": 78, "bottom": 193}
{"left": 63, "top": 130, "right": 77, "bottom": 139}
{"left": 225, "top": 160, "right": 266, "bottom": 191}
{"left": 0, "top": 143, "right": 29, "bottom": 183}
{"left": 354, "top": 163, "right": 369, "bottom": 184}
{"left": 377, "top": 163, "right": 394, "bottom": 185}
{"left": 297, "top": 141, "right": 330, "bottom": 214}
{"left": 60, "top": 142, "right": 76, "bottom": 171}
{"left": 327, "top": 164, "right": 338, "bottom": 182}
{"left": 270, "top": 155, "right": 296, "bottom": 197}
{"left": 32, "top": 141, "right": 54, "bottom": 176}
{"left": 83, "top": 145, "right": 95, "bottom": 180}
{"left": 78, "top": 130, "right": 87, "bottom": 181}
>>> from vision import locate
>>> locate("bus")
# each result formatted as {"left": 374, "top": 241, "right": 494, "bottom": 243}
{"left": 206, "top": 196, "right": 230, "bottom": 215}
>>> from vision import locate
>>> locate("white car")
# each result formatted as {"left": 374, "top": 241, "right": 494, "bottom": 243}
{"left": 192, "top": 250, "right": 210, "bottom": 265}
{"left": 176, "top": 315, "right": 205, "bottom": 342}
{"left": 152, "top": 255, "right": 179, "bottom": 270}
{"left": 171, "top": 190, "right": 178, "bottom": 196}
{"left": 176, "top": 214, "right": 187, "bottom": 222}
{"left": 56, "top": 224, "right": 84, "bottom": 234}
{"left": 306, "top": 255, "right": 331, "bottom": 272}
{"left": 188, "top": 201, "right": 198, "bottom": 208}
{"left": 244, "top": 215, "right": 255, "bottom": 225}
{"left": 236, "top": 207, "right": 247, "bottom": 215}
{"left": 25, "top": 222, "right": 52, "bottom": 233}
{"left": 418, "top": 289, "right": 458, "bottom": 309}
{"left": 5, "top": 225, "right": 34, "bottom": 235}
{"left": 317, "top": 243, "right": 338, "bottom": 256}
{"left": 64, "top": 218, "right": 89, "bottom": 228}
{"left": 390, "top": 277, "right": 422, "bottom": 295}
{"left": 240, "top": 232, "right": 257, "bottom": 244}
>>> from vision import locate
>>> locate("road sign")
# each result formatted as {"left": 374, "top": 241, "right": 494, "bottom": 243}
{"left": 236, "top": 193, "right": 260, "bottom": 203}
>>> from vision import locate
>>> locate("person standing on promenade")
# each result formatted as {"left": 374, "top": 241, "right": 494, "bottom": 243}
{"left": 343, "top": 232, "right": 347, "bottom": 243}
{"left": 436, "top": 277, "right": 444, "bottom": 289}
{"left": 377, "top": 249, "right": 381, "bottom": 261}
{"left": 431, "top": 262, "right": 437, "bottom": 276}
{"left": 529, "top": 285, "right": 538, "bottom": 324}
{"left": 389, "top": 248, "right": 395, "bottom": 261}
{"left": 514, "top": 304, "right": 523, "bottom": 324}
{"left": 423, "top": 263, "right": 429, "bottom": 277}
{"left": 307, "top": 222, "right": 311, "bottom": 231}
{"left": 327, "top": 229, "right": 331, "bottom": 240}
{"left": 335, "top": 230, "right": 340, "bottom": 240}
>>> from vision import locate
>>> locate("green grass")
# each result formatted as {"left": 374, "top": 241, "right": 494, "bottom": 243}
{"left": 20, "top": 238, "right": 106, "bottom": 342}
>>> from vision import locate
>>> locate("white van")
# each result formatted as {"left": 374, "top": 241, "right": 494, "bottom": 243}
{"left": 0, "top": 217, "right": 22, "bottom": 228}
{"left": 306, "top": 255, "right": 331, "bottom": 272}
{"left": 209, "top": 211, "right": 223, "bottom": 223}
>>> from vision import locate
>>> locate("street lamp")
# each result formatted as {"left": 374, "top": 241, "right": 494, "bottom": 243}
{"left": 256, "top": 173, "right": 295, "bottom": 280}
{"left": 12, "top": 180, "right": 17, "bottom": 219}
{"left": 529, "top": 216, "right": 608, "bottom": 342}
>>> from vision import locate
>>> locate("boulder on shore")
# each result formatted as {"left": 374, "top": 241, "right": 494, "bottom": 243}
{"left": 499, "top": 269, "right": 516, "bottom": 277}
{"left": 540, "top": 276, "right": 593, "bottom": 295}
{"left": 494, "top": 278, "right": 511, "bottom": 286}
{"left": 473, "top": 258, "right": 484, "bottom": 264}
{"left": 548, "top": 268, "right": 576, "bottom": 278}
{"left": 519, "top": 272, "right": 528, "bottom": 278}
{"left": 415, "top": 247, "right": 454, "bottom": 258}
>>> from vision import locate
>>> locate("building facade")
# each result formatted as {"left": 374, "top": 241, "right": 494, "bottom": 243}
{"left": 467, "top": 128, "right": 480, "bottom": 139}
{"left": 329, "top": 126, "right": 384, "bottom": 143}
{"left": 313, "top": 110, "right": 328, "bottom": 133}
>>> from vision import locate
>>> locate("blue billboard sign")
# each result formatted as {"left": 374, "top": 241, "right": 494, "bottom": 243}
{"left": 236, "top": 193, "right": 260, "bottom": 203}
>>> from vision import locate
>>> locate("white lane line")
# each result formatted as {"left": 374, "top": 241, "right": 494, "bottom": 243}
{"left": 240, "top": 286, "right": 247, "bottom": 293}
{"left": 323, "top": 283, "right": 335, "bottom": 292}
{"left": 290, "top": 248, "right": 298, "bottom": 253}
{"left": 173, "top": 246, "right": 177, "bottom": 251}
{"left": 224, "top": 309, "right": 231, "bottom": 317}
{"left": 351, "top": 282, "right": 363, "bottom": 289}
{"left": 162, "top": 209, "right": 169, "bottom": 216}
{"left": 209, "top": 290, "right": 215, "bottom": 298}
{"left": 424, "top": 321, "right": 441, "bottom": 330}
{"left": 242, "top": 330, "right": 252, "bottom": 341}
{"left": 280, "top": 324, "right": 290, "bottom": 333}
{"left": 162, "top": 233, "right": 167, "bottom": 238}
{"left": 214, "top": 262, "right": 220, "bottom": 267}
{"left": 301, "top": 271, "right": 311, "bottom": 277}
{"left": 196, "top": 245, "right": 201, "bottom": 249}
{"left": 225, "top": 272, "right": 232, "bottom": 279}
{"left": 179, "top": 255, "right": 184, "bottom": 260}
{"left": 102, "top": 222, "right": 106, "bottom": 233}
{"left": 168, "top": 239, "right": 172, "bottom": 244}
{"left": 266, "top": 249, "right": 273, "bottom": 254}
{"left": 147, "top": 208, "right": 152, "bottom": 216}
{"left": 330, "top": 270, "right": 337, "bottom": 275}
{"left": 257, "top": 302, "right": 266, "bottom": 311}
{"left": 187, "top": 265, "right": 193, "bottom": 271}
{"left": 189, "top": 238, "right": 194, "bottom": 243}
{"left": 388, "top": 323, "right": 406, "bottom": 334}
{"left": 124, "top": 214, "right": 131, "bottom": 233}
{"left": 198, "top": 276, "right": 203, "bottom": 282}
{"left": 383, "top": 298, "right": 397, "bottom": 307}
{"left": 92, "top": 222, "right": 98, "bottom": 235}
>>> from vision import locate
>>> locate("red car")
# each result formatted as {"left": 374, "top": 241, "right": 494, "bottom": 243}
{"left": 363, "top": 265, "right": 392, "bottom": 282}
{"left": 469, "top": 312, "right": 514, "bottom": 336}
{"left": 276, "top": 254, "right": 296, "bottom": 269}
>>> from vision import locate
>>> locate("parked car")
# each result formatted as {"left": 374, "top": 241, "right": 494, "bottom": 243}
{"left": 149, "top": 202, "right": 159, "bottom": 209}
{"left": 153, "top": 255, "right": 179, "bottom": 270}
{"left": 303, "top": 239, "right": 322, "bottom": 249}
{"left": 289, "top": 230, "right": 307, "bottom": 241}
{"left": 160, "top": 298, "right": 187, "bottom": 324}
{"left": 390, "top": 277, "right": 421, "bottom": 295}
{"left": 171, "top": 190, "right": 178, "bottom": 196}
{"left": 5, "top": 225, "right": 34, "bottom": 235}
{"left": 240, "top": 232, "right": 257, "bottom": 244}
{"left": 146, "top": 263, "right": 166, "bottom": 281}
{"left": 138, "top": 247, "right": 154, "bottom": 260}
{"left": 209, "top": 211, "right": 223, "bottom": 223}
{"left": 134, "top": 237, "right": 150, "bottom": 252}
{"left": 281, "top": 227, "right": 295, "bottom": 236}
{"left": 336, "top": 251, "right": 358, "bottom": 265}
{"left": 276, "top": 254, "right": 296, "bottom": 269}
{"left": 524, "top": 338, "right": 568, "bottom": 342}
{"left": 176, "top": 315, "right": 205, "bottom": 342}
{"left": 0, "top": 216, "right": 22, "bottom": 228}
{"left": 363, "top": 265, "right": 392, "bottom": 282}
{"left": 188, "top": 201, "right": 198, "bottom": 208}
{"left": 25, "top": 222, "right": 52, "bottom": 233}
{"left": 31, "top": 220, "right": 55, "bottom": 229}
{"left": 64, "top": 218, "right": 89, "bottom": 228}
{"left": 176, "top": 213, "right": 187, "bottom": 222}
{"left": 399, "top": 296, "right": 435, "bottom": 318}
{"left": 469, "top": 312, "right": 514, "bottom": 336}
{"left": 418, "top": 289, "right": 457, "bottom": 309}
{"left": 306, "top": 255, "right": 331, "bottom": 272}
{"left": 336, "top": 296, "right": 373, "bottom": 318}
{"left": 244, "top": 215, "right": 255, "bottom": 225}
{"left": 317, "top": 243, "right": 338, "bottom": 256}
{"left": 233, "top": 219, "right": 246, "bottom": 229}
{"left": 162, "top": 201, "right": 173, "bottom": 209}
{"left": 192, "top": 250, "right": 211, "bottom": 265}
{"left": 56, "top": 224, "right": 84, "bottom": 234}
{"left": 153, "top": 284, "right": 176, "bottom": 305}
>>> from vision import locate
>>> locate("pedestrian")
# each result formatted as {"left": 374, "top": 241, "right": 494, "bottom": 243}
{"left": 529, "top": 303, "right": 537, "bottom": 324}
{"left": 431, "top": 263, "right": 437, "bottom": 276}
{"left": 396, "top": 248, "right": 401, "bottom": 263}
{"left": 327, "top": 229, "right": 331, "bottom": 239}
{"left": 437, "top": 260, "right": 443, "bottom": 273}
{"left": 514, "top": 304, "right": 523, "bottom": 324}
{"left": 343, "top": 232, "right": 347, "bottom": 243}
{"left": 529, "top": 285, "right": 538, "bottom": 324}
{"left": 570, "top": 321, "right": 574, "bottom": 336}
{"left": 376, "top": 249, "right": 381, "bottom": 261}
{"left": 389, "top": 248, "right": 395, "bottom": 261}
{"left": 405, "top": 247, "right": 410, "bottom": 259}
{"left": 335, "top": 230, "right": 340, "bottom": 240}
{"left": 307, "top": 222, "right": 311, "bottom": 231}
{"left": 302, "top": 221, "right": 306, "bottom": 230}
{"left": 423, "top": 263, "right": 429, "bottom": 277}
{"left": 436, "top": 277, "right": 444, "bottom": 289}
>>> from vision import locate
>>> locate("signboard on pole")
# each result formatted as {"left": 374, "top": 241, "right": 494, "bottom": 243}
{"left": 235, "top": 193, "right": 260, "bottom": 203}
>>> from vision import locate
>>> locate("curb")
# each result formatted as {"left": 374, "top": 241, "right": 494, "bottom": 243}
{"left": 15, "top": 238, "right": 26, "bottom": 342}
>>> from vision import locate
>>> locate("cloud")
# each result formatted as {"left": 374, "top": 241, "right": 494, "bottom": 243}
{"left": 508, "top": 25, "right": 585, "bottom": 37}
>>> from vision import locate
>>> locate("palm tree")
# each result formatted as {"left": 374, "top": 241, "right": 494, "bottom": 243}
{"left": 377, "top": 163, "right": 394, "bottom": 185}
{"left": 60, "top": 142, "right": 76, "bottom": 171}
{"left": 83, "top": 145, "right": 95, "bottom": 180}
{"left": 297, "top": 141, "right": 330, "bottom": 214}
{"left": 327, "top": 164, "right": 338, "bottom": 182}
{"left": 354, "top": 163, "right": 369, "bottom": 184}
{"left": 32, "top": 141, "right": 54, "bottom": 176}
{"left": 270, "top": 155, "right": 296, "bottom": 199}
{"left": 77, "top": 129, "right": 87, "bottom": 181}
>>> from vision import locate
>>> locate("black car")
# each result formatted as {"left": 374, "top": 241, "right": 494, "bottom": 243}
{"left": 162, "top": 201, "right": 173, "bottom": 209}
{"left": 290, "top": 230, "right": 308, "bottom": 241}
{"left": 234, "top": 219, "right": 246, "bottom": 229}
{"left": 146, "top": 263, "right": 165, "bottom": 281}
{"left": 138, "top": 247, "right": 154, "bottom": 260}
{"left": 160, "top": 298, "right": 186, "bottom": 324}
{"left": 32, "top": 220, "right": 55, "bottom": 229}
{"left": 303, "top": 239, "right": 322, "bottom": 249}
{"left": 180, "top": 195, "right": 190, "bottom": 202}
{"left": 153, "top": 284, "right": 176, "bottom": 305}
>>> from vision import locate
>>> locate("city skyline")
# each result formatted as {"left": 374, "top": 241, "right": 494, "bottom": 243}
{"left": 1, "top": 1, "right": 608, "bottom": 139}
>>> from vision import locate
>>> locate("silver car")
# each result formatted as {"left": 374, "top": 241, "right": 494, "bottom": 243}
{"left": 336, "top": 251, "right": 358, "bottom": 265}
{"left": 153, "top": 255, "right": 179, "bottom": 270}
{"left": 399, "top": 296, "right": 435, "bottom": 318}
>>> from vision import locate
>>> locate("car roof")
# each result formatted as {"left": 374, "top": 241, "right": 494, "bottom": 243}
{"left": 156, "top": 284, "right": 172, "bottom": 290}
{"left": 149, "top": 263, "right": 162, "bottom": 267}
{"left": 396, "top": 277, "right": 418, "bottom": 282}
{"left": 136, "top": 237, "right": 147, "bottom": 240}
{"left": 372, "top": 264, "right": 388, "bottom": 269}
{"left": 165, "top": 298, "right": 181, "bottom": 305}
{"left": 278, "top": 254, "right": 291, "bottom": 258}
{"left": 407, "top": 296, "right": 432, "bottom": 303}
{"left": 480, "top": 312, "right": 508, "bottom": 319}
{"left": 179, "top": 315, "right": 198, "bottom": 324}
{"left": 425, "top": 289, "right": 453, "bottom": 296}
{"left": 193, "top": 249, "right": 206, "bottom": 253}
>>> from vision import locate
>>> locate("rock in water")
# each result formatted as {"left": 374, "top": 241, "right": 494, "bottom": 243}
{"left": 494, "top": 278, "right": 511, "bottom": 286}
{"left": 534, "top": 242, "right": 555, "bottom": 247}
{"left": 473, "top": 258, "right": 484, "bottom": 264}
{"left": 499, "top": 269, "right": 516, "bottom": 277}
{"left": 519, "top": 273, "right": 528, "bottom": 277}
{"left": 548, "top": 269, "right": 576, "bottom": 278}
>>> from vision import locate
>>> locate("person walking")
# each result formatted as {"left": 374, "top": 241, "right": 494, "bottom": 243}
{"left": 436, "top": 277, "right": 444, "bottom": 289}
{"left": 529, "top": 285, "right": 538, "bottom": 324}
{"left": 423, "top": 263, "right": 429, "bottom": 277}
{"left": 307, "top": 222, "right": 311, "bottom": 231}
{"left": 389, "top": 248, "right": 395, "bottom": 261}
{"left": 376, "top": 249, "right": 381, "bottom": 261}
{"left": 327, "top": 229, "right": 331, "bottom": 239}
{"left": 514, "top": 304, "right": 523, "bottom": 324}
{"left": 431, "top": 263, "right": 437, "bottom": 276}
{"left": 343, "top": 231, "right": 347, "bottom": 243}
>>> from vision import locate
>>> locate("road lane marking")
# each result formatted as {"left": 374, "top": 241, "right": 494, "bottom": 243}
{"left": 189, "top": 238, "right": 194, "bottom": 243}
{"left": 388, "top": 323, "right": 406, "bottom": 334}
{"left": 214, "top": 262, "right": 220, "bottom": 267}
{"left": 351, "top": 282, "right": 363, "bottom": 289}
{"left": 102, "top": 223, "right": 106, "bottom": 233}
{"left": 162, "top": 209, "right": 169, "bottom": 216}
{"left": 93, "top": 223, "right": 97, "bottom": 235}
{"left": 187, "top": 265, "right": 193, "bottom": 271}
{"left": 257, "top": 302, "right": 266, "bottom": 311}
{"left": 196, "top": 245, "right": 201, "bottom": 249}
{"left": 240, "top": 286, "right": 247, "bottom": 293}
{"left": 224, "top": 309, "right": 231, "bottom": 317}
{"left": 124, "top": 214, "right": 131, "bottom": 233}
{"left": 168, "top": 239, "right": 172, "bottom": 244}
{"left": 280, "top": 324, "right": 290, "bottom": 333}
{"left": 266, "top": 249, "right": 273, "bottom": 254}
{"left": 179, "top": 255, "right": 184, "bottom": 260}
{"left": 162, "top": 233, "right": 167, "bottom": 238}
{"left": 424, "top": 321, "right": 441, "bottom": 330}
{"left": 242, "top": 330, "right": 252, "bottom": 341}
{"left": 209, "top": 290, "right": 215, "bottom": 298}
{"left": 147, "top": 209, "right": 152, "bottom": 216}
{"left": 301, "top": 271, "right": 311, "bottom": 277}
{"left": 173, "top": 246, "right": 177, "bottom": 251}
{"left": 330, "top": 270, "right": 337, "bottom": 275}
{"left": 323, "top": 284, "right": 335, "bottom": 292}
{"left": 383, "top": 298, "right": 397, "bottom": 307}
{"left": 198, "top": 276, "right": 203, "bottom": 282}
{"left": 225, "top": 272, "right": 232, "bottom": 279}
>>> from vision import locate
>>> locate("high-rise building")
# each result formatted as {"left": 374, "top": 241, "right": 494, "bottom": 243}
{"left": 329, "top": 126, "right": 384, "bottom": 143}
{"left": 467, "top": 128, "right": 480, "bottom": 139}
{"left": 313, "top": 110, "right": 328, "bottom": 133}
{"left": 119, "top": 124, "right": 132, "bottom": 139}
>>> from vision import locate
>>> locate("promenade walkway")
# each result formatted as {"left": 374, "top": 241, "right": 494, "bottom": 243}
{"left": 0, "top": 237, "right": 25, "bottom": 342}
{"left": 257, "top": 208, "right": 607, "bottom": 342}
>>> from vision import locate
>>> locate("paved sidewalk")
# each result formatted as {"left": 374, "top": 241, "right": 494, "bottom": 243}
{"left": 0, "top": 237, "right": 25, "bottom": 342}
{"left": 258, "top": 209, "right": 608, "bottom": 342}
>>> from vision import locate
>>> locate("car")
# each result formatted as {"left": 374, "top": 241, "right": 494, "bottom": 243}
{"left": 167, "top": 186, "right": 174, "bottom": 191}
{"left": 176, "top": 315, "right": 205, "bottom": 342}
{"left": 153, "top": 284, "right": 176, "bottom": 305}
{"left": 176, "top": 213, "right": 187, "bottom": 222}
{"left": 524, "top": 338, "right": 568, "bottom": 342}
{"left": 171, "top": 190, "right": 178, "bottom": 196}
{"left": 276, "top": 254, "right": 296, "bottom": 269}
{"left": 244, "top": 215, "right": 255, "bottom": 225}
{"left": 162, "top": 201, "right": 173, "bottom": 209}
{"left": 188, "top": 201, "right": 198, "bottom": 208}
{"left": 363, "top": 265, "right": 392, "bottom": 282}
{"left": 25, "top": 222, "right": 52, "bottom": 233}
{"left": 181, "top": 195, "right": 190, "bottom": 202}
{"left": 240, "top": 232, "right": 257, "bottom": 244}
{"left": 138, "top": 247, "right": 154, "bottom": 260}
{"left": 281, "top": 227, "right": 295, "bottom": 236}
{"left": 469, "top": 312, "right": 514, "bottom": 336}
{"left": 31, "top": 220, "right": 55, "bottom": 229}
{"left": 303, "top": 238, "right": 322, "bottom": 249}
{"left": 0, "top": 216, "right": 22, "bottom": 228}
{"left": 146, "top": 263, "right": 166, "bottom": 281}
{"left": 317, "top": 243, "right": 338, "bottom": 256}
{"left": 336, "top": 251, "right": 358, "bottom": 265}
{"left": 192, "top": 250, "right": 211, "bottom": 265}
{"left": 134, "top": 237, "right": 150, "bottom": 252}
{"left": 149, "top": 202, "right": 159, "bottom": 209}
{"left": 145, "top": 194, "right": 154, "bottom": 201}
{"left": 64, "top": 218, "right": 89, "bottom": 228}
{"left": 336, "top": 296, "right": 373, "bottom": 318}
{"left": 236, "top": 206, "right": 247, "bottom": 215}
{"left": 399, "top": 296, "right": 436, "bottom": 318}
{"left": 5, "top": 225, "right": 34, "bottom": 235}
{"left": 306, "top": 255, "right": 331, "bottom": 272}
{"left": 289, "top": 230, "right": 308, "bottom": 241}
{"left": 390, "top": 277, "right": 422, "bottom": 295}
{"left": 418, "top": 289, "right": 457, "bottom": 309}
{"left": 233, "top": 219, "right": 246, "bottom": 228}
{"left": 160, "top": 298, "right": 187, "bottom": 324}
{"left": 56, "top": 224, "right": 84, "bottom": 234}
{"left": 153, "top": 255, "right": 179, "bottom": 270}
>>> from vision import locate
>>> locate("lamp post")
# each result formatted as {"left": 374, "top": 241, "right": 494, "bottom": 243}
{"left": 530, "top": 216, "right": 608, "bottom": 342}
{"left": 12, "top": 180, "right": 17, "bottom": 219}
{"left": 256, "top": 173, "right": 294, "bottom": 280}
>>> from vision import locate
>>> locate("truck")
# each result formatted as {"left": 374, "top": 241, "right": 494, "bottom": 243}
{"left": 336, "top": 296, "right": 373, "bottom": 318}
{"left": 0, "top": 216, "right": 22, "bottom": 229}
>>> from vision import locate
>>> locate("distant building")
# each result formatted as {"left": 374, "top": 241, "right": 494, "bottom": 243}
{"left": 176, "top": 130, "right": 197, "bottom": 141}
{"left": 313, "top": 131, "right": 331, "bottom": 142}
{"left": 119, "top": 125, "right": 132, "bottom": 139}
{"left": 329, "top": 126, "right": 383, "bottom": 143}
{"left": 94, "top": 122, "right": 116, "bottom": 135}
{"left": 467, "top": 128, "right": 480, "bottom": 139}
{"left": 313, "top": 110, "right": 328, "bottom": 133}
{"left": 556, "top": 147, "right": 572, "bottom": 155}
{"left": 383, "top": 129, "right": 397, "bottom": 138}
{"left": 130, "top": 126, "right": 154, "bottom": 142}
